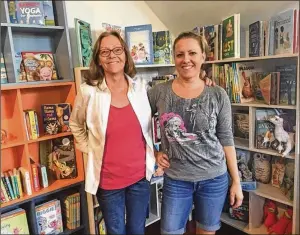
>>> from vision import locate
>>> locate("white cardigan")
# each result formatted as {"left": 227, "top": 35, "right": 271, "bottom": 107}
{"left": 69, "top": 75, "right": 156, "bottom": 194}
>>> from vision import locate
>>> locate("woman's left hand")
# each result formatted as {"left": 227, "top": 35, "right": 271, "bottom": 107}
{"left": 230, "top": 182, "right": 244, "bottom": 209}
{"left": 200, "top": 70, "right": 216, "bottom": 87}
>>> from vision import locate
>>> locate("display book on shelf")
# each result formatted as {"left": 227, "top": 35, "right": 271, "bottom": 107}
{"left": 0, "top": 0, "right": 89, "bottom": 234}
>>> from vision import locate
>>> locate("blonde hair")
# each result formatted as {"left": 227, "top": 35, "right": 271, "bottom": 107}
{"left": 84, "top": 31, "right": 136, "bottom": 86}
{"left": 173, "top": 31, "right": 209, "bottom": 57}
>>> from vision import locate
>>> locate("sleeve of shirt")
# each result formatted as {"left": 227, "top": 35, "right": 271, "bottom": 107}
{"left": 147, "top": 86, "right": 158, "bottom": 115}
{"left": 216, "top": 88, "right": 234, "bottom": 146}
{"left": 69, "top": 86, "right": 89, "bottom": 154}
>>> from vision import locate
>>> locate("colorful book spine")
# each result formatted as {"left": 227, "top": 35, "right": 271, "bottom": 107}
{"left": 19, "top": 167, "right": 32, "bottom": 196}
{"left": 1, "top": 53, "right": 8, "bottom": 84}
{"left": 3, "top": 172, "right": 15, "bottom": 199}
{"left": 0, "top": 178, "right": 10, "bottom": 202}
{"left": 31, "top": 164, "right": 40, "bottom": 192}
{"left": 15, "top": 168, "right": 23, "bottom": 198}
{"left": 1, "top": 174, "right": 12, "bottom": 201}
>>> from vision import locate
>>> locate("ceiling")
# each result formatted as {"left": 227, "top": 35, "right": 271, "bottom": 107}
{"left": 145, "top": 1, "right": 299, "bottom": 36}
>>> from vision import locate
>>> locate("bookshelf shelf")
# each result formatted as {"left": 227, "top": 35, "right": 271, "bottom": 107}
{"left": 1, "top": 141, "right": 25, "bottom": 149}
{"left": 231, "top": 102, "right": 297, "bottom": 110}
{"left": 251, "top": 183, "right": 293, "bottom": 207}
{"left": 249, "top": 147, "right": 295, "bottom": 159}
{"left": 26, "top": 132, "right": 73, "bottom": 144}
{"left": 0, "top": 179, "right": 84, "bottom": 210}
{"left": 204, "top": 53, "right": 299, "bottom": 64}
{"left": 234, "top": 137, "right": 249, "bottom": 150}
{"left": 1, "top": 81, "right": 74, "bottom": 91}
{"left": 1, "top": 0, "right": 89, "bottom": 233}
{"left": 220, "top": 213, "right": 248, "bottom": 232}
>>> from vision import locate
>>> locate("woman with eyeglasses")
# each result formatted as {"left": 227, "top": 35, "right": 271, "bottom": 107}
{"left": 70, "top": 31, "right": 212, "bottom": 235}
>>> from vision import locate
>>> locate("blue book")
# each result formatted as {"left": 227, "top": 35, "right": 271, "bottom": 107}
{"left": 125, "top": 24, "right": 154, "bottom": 65}
{"left": 16, "top": 1, "right": 45, "bottom": 25}
{"left": 43, "top": 0, "right": 55, "bottom": 26}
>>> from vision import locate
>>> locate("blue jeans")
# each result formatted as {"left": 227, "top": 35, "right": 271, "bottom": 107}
{"left": 161, "top": 173, "right": 229, "bottom": 234}
{"left": 97, "top": 178, "right": 150, "bottom": 235}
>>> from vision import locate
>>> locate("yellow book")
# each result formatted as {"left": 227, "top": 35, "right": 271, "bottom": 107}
{"left": 14, "top": 168, "right": 23, "bottom": 198}
{"left": 1, "top": 208, "right": 30, "bottom": 234}
{"left": 28, "top": 110, "right": 38, "bottom": 139}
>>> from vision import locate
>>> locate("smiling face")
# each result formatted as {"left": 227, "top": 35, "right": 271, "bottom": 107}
{"left": 99, "top": 35, "right": 126, "bottom": 75}
{"left": 174, "top": 37, "right": 206, "bottom": 81}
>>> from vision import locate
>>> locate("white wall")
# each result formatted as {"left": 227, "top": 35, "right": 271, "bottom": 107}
{"left": 65, "top": 1, "right": 167, "bottom": 41}
{"left": 65, "top": 1, "right": 168, "bottom": 67}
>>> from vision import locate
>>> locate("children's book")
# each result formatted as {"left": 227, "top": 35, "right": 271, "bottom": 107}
{"left": 41, "top": 103, "right": 71, "bottom": 135}
{"left": 1, "top": 208, "right": 30, "bottom": 234}
{"left": 75, "top": 18, "right": 93, "bottom": 67}
{"left": 101, "top": 22, "right": 125, "bottom": 39}
{"left": 1, "top": 53, "right": 8, "bottom": 84}
{"left": 125, "top": 24, "right": 154, "bottom": 65}
{"left": 222, "top": 14, "right": 240, "bottom": 59}
{"left": 43, "top": 0, "right": 55, "bottom": 26}
{"left": 22, "top": 52, "right": 57, "bottom": 81}
{"left": 16, "top": 0, "right": 45, "bottom": 25}
{"left": 153, "top": 31, "right": 172, "bottom": 64}
{"left": 35, "top": 199, "right": 63, "bottom": 234}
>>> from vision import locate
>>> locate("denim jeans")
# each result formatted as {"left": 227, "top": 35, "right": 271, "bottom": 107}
{"left": 161, "top": 172, "right": 229, "bottom": 234}
{"left": 97, "top": 178, "right": 150, "bottom": 235}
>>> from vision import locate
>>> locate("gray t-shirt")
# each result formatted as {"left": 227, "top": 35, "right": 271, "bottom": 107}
{"left": 147, "top": 80, "right": 234, "bottom": 182}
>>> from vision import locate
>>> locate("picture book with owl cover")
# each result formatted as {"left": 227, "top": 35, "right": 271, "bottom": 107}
{"left": 21, "top": 52, "right": 57, "bottom": 81}
{"left": 153, "top": 31, "right": 172, "bottom": 64}
{"left": 125, "top": 24, "right": 154, "bottom": 65}
{"left": 236, "top": 149, "right": 256, "bottom": 190}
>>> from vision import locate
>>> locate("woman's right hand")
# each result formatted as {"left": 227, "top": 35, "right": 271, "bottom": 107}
{"left": 156, "top": 152, "right": 170, "bottom": 169}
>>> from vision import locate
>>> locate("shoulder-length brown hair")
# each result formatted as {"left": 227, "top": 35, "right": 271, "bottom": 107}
{"left": 84, "top": 31, "right": 136, "bottom": 86}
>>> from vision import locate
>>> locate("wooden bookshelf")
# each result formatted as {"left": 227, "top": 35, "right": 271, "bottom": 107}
{"left": 0, "top": 0, "right": 89, "bottom": 234}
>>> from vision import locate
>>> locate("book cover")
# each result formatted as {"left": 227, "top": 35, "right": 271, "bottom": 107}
{"left": 16, "top": 0, "right": 45, "bottom": 25}
{"left": 204, "top": 25, "right": 218, "bottom": 61}
{"left": 233, "top": 112, "right": 249, "bottom": 139}
{"left": 14, "top": 52, "right": 27, "bottom": 83}
{"left": 1, "top": 53, "right": 8, "bottom": 84}
{"left": 274, "top": 9, "right": 295, "bottom": 55}
{"left": 35, "top": 199, "right": 63, "bottom": 234}
{"left": 22, "top": 52, "right": 57, "bottom": 81}
{"left": 19, "top": 167, "right": 32, "bottom": 196}
{"left": 153, "top": 31, "right": 172, "bottom": 64}
{"left": 125, "top": 24, "right": 154, "bottom": 64}
{"left": 275, "top": 64, "right": 297, "bottom": 105}
{"left": 222, "top": 14, "right": 240, "bottom": 59}
{"left": 41, "top": 103, "right": 71, "bottom": 135}
{"left": 252, "top": 72, "right": 269, "bottom": 103}
{"left": 75, "top": 18, "right": 93, "bottom": 67}
{"left": 259, "top": 72, "right": 280, "bottom": 105}
{"left": 1, "top": 208, "right": 30, "bottom": 234}
{"left": 249, "top": 21, "right": 261, "bottom": 57}
{"left": 8, "top": 0, "right": 18, "bottom": 23}
{"left": 255, "top": 120, "right": 275, "bottom": 149}
{"left": 51, "top": 136, "right": 77, "bottom": 179}
{"left": 101, "top": 22, "right": 125, "bottom": 39}
{"left": 43, "top": 0, "right": 55, "bottom": 26}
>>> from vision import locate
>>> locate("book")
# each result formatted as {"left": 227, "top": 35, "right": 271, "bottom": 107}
{"left": 8, "top": 0, "right": 18, "bottom": 23}
{"left": 43, "top": 0, "right": 55, "bottom": 26}
{"left": 50, "top": 136, "right": 77, "bottom": 180}
{"left": 275, "top": 64, "right": 297, "bottom": 105}
{"left": 273, "top": 9, "right": 296, "bottom": 55}
{"left": 41, "top": 103, "right": 71, "bottom": 135}
{"left": 16, "top": 1, "right": 45, "bottom": 25}
{"left": 1, "top": 53, "right": 8, "bottom": 84}
{"left": 236, "top": 149, "right": 256, "bottom": 190}
{"left": 22, "top": 52, "right": 57, "bottom": 81}
{"left": 14, "top": 52, "right": 27, "bottom": 83}
{"left": 35, "top": 199, "right": 63, "bottom": 234}
{"left": 101, "top": 22, "right": 125, "bottom": 39}
{"left": 153, "top": 31, "right": 172, "bottom": 64}
{"left": 125, "top": 24, "right": 154, "bottom": 64}
{"left": 249, "top": 21, "right": 262, "bottom": 57}
{"left": 233, "top": 112, "right": 249, "bottom": 139}
{"left": 222, "top": 14, "right": 240, "bottom": 59}
{"left": 204, "top": 25, "right": 218, "bottom": 61}
{"left": 1, "top": 208, "right": 30, "bottom": 234}
{"left": 75, "top": 18, "right": 93, "bottom": 67}
{"left": 259, "top": 72, "right": 280, "bottom": 105}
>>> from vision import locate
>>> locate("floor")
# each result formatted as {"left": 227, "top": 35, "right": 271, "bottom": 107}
{"left": 146, "top": 220, "right": 247, "bottom": 235}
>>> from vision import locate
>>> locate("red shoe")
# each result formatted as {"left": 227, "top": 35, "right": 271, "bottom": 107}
{"left": 269, "top": 208, "right": 293, "bottom": 234}
{"left": 263, "top": 200, "right": 272, "bottom": 220}
{"left": 264, "top": 201, "right": 278, "bottom": 228}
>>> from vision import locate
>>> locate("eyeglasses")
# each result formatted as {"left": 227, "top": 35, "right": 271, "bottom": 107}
{"left": 99, "top": 47, "right": 124, "bottom": 57}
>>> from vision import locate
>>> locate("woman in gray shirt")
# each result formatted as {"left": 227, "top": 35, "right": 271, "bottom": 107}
{"left": 148, "top": 31, "right": 243, "bottom": 235}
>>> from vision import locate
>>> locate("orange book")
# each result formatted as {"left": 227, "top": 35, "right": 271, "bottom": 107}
{"left": 31, "top": 164, "right": 40, "bottom": 192}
